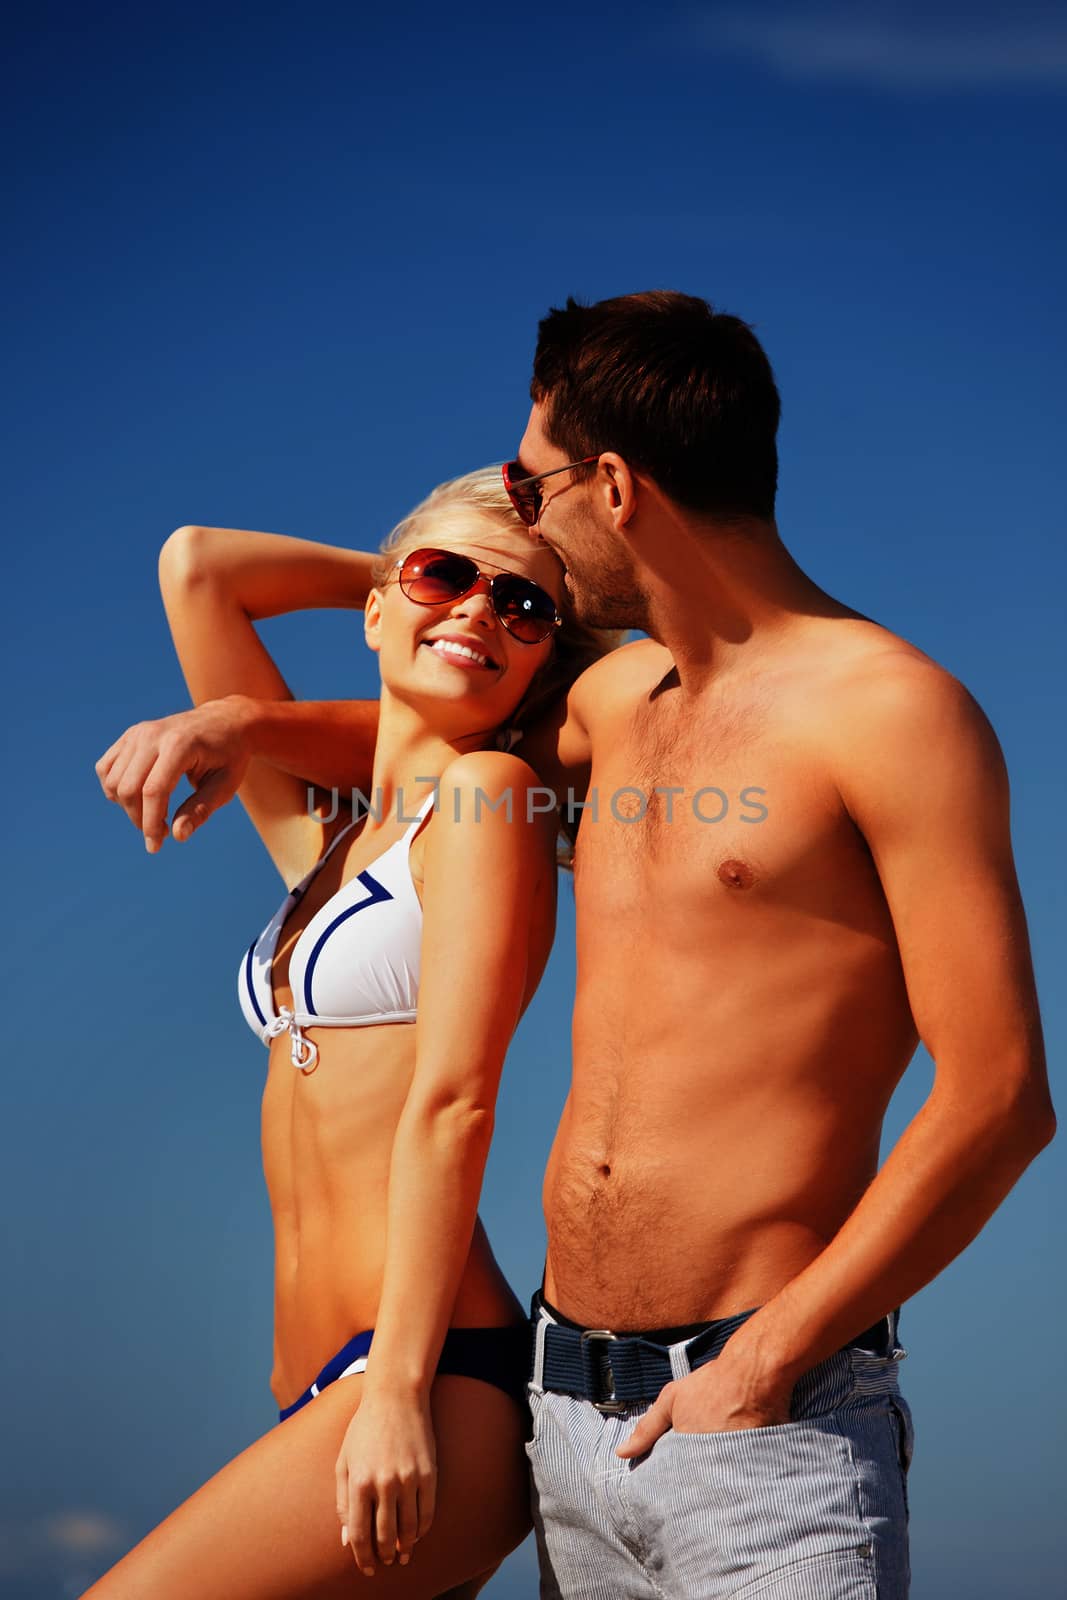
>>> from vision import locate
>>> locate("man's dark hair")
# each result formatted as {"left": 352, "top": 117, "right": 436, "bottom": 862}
{"left": 531, "top": 290, "right": 780, "bottom": 521}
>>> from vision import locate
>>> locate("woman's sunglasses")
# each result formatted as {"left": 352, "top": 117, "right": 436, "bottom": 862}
{"left": 388, "top": 547, "right": 562, "bottom": 645}
{"left": 502, "top": 455, "right": 601, "bottom": 526}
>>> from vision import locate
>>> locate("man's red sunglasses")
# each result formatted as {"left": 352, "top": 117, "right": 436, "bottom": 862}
{"left": 502, "top": 455, "right": 601, "bottom": 526}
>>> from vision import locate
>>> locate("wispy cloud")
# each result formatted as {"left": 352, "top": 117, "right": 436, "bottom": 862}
{"left": 0, "top": 1510, "right": 129, "bottom": 1594}
{"left": 686, "top": 5, "right": 1067, "bottom": 89}
{"left": 42, "top": 1510, "right": 128, "bottom": 1556}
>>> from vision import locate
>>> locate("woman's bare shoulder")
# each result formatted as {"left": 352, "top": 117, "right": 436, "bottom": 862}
{"left": 437, "top": 748, "right": 544, "bottom": 795}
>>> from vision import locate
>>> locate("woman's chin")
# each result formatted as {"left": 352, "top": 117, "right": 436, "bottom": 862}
{"left": 385, "top": 674, "right": 523, "bottom": 735}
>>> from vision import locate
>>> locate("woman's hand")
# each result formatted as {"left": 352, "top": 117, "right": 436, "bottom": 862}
{"left": 334, "top": 1387, "right": 438, "bottom": 1576}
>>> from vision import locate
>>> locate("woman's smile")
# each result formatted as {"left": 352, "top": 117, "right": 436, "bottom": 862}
{"left": 420, "top": 632, "right": 502, "bottom": 671}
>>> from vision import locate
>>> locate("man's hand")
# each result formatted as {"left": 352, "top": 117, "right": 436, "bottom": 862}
{"left": 95, "top": 695, "right": 255, "bottom": 853}
{"left": 615, "top": 1343, "right": 796, "bottom": 1458}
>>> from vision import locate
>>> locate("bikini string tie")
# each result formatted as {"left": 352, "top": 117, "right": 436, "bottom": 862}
{"left": 265, "top": 1005, "right": 319, "bottom": 1070}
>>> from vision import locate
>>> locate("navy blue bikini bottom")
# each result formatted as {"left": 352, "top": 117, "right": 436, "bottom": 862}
{"left": 277, "top": 1323, "right": 532, "bottom": 1423}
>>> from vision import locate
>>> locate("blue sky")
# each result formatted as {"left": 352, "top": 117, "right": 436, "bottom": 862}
{"left": 3, "top": 2, "right": 1065, "bottom": 1595}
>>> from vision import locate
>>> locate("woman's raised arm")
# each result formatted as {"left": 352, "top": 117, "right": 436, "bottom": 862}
{"left": 152, "top": 524, "right": 375, "bottom": 884}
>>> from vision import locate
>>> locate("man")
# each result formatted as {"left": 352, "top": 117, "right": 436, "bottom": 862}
{"left": 98, "top": 291, "right": 1054, "bottom": 1598}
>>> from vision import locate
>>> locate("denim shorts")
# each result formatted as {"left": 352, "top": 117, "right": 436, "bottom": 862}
{"left": 526, "top": 1302, "right": 915, "bottom": 1599}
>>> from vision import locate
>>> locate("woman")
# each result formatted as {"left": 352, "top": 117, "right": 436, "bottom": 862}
{"left": 89, "top": 467, "right": 618, "bottom": 1599}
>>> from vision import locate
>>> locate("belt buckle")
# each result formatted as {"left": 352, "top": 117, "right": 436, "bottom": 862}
{"left": 581, "top": 1328, "right": 626, "bottom": 1414}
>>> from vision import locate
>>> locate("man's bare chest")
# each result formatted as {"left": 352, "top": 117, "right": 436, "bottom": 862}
{"left": 570, "top": 690, "right": 879, "bottom": 927}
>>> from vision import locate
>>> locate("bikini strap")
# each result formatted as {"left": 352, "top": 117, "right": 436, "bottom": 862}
{"left": 409, "top": 789, "right": 438, "bottom": 825}
{"left": 397, "top": 789, "right": 435, "bottom": 855}
{"left": 323, "top": 810, "right": 364, "bottom": 857}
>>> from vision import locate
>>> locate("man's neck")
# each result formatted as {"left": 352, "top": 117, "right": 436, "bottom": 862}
{"left": 636, "top": 512, "right": 859, "bottom": 694}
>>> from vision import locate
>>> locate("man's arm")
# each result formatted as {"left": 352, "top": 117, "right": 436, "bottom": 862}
{"left": 231, "top": 696, "right": 382, "bottom": 792}
{"left": 96, "top": 694, "right": 381, "bottom": 856}
{"left": 98, "top": 629, "right": 630, "bottom": 855}
{"left": 516, "top": 689, "right": 591, "bottom": 827}
{"left": 620, "top": 656, "right": 1055, "bottom": 1449}
{"left": 517, "top": 637, "right": 659, "bottom": 814}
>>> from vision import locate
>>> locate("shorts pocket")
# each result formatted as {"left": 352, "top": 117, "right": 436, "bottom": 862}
{"left": 670, "top": 1346, "right": 854, "bottom": 1438}
{"left": 729, "top": 1547, "right": 876, "bottom": 1600}
{"left": 675, "top": 1420, "right": 809, "bottom": 1446}
{"left": 655, "top": 1414, "right": 871, "bottom": 1578}
{"left": 524, "top": 1382, "right": 545, "bottom": 1454}
{"left": 670, "top": 1415, "right": 809, "bottom": 1441}
{"left": 887, "top": 1395, "right": 915, "bottom": 1521}
{"left": 888, "top": 1394, "right": 915, "bottom": 1470}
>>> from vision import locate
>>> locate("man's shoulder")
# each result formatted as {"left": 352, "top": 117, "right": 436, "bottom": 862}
{"left": 814, "top": 623, "right": 999, "bottom": 783}
{"left": 571, "top": 635, "right": 672, "bottom": 714}
{"left": 822, "top": 624, "right": 976, "bottom": 720}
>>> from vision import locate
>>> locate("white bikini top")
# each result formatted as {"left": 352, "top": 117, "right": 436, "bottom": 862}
{"left": 237, "top": 792, "right": 436, "bottom": 1070}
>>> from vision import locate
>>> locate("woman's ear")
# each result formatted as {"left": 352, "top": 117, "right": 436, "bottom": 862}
{"left": 364, "top": 587, "right": 384, "bottom": 654}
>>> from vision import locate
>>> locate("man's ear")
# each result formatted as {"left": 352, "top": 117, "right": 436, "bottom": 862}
{"left": 364, "top": 588, "right": 384, "bottom": 654}
{"left": 598, "top": 453, "right": 639, "bottom": 530}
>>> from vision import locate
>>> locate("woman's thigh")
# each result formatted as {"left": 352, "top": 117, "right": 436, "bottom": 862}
{"left": 81, "top": 1375, "right": 532, "bottom": 1600}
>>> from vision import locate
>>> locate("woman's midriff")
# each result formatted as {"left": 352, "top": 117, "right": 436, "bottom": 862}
{"left": 261, "top": 1022, "right": 524, "bottom": 1412}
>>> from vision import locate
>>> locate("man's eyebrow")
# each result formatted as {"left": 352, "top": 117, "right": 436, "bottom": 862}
{"left": 514, "top": 457, "right": 539, "bottom": 479}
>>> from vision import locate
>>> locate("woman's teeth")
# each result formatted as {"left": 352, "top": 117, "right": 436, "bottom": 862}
{"left": 426, "top": 639, "right": 496, "bottom": 669}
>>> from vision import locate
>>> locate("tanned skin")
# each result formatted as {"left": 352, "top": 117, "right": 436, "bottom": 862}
{"left": 98, "top": 410, "right": 1054, "bottom": 1461}
{"left": 88, "top": 515, "right": 576, "bottom": 1599}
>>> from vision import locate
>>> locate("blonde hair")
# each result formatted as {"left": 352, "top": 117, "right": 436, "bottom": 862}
{"left": 374, "top": 466, "right": 624, "bottom": 868}
{"left": 375, "top": 465, "right": 623, "bottom": 744}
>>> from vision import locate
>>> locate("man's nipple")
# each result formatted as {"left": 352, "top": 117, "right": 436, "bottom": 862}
{"left": 717, "top": 858, "right": 756, "bottom": 890}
